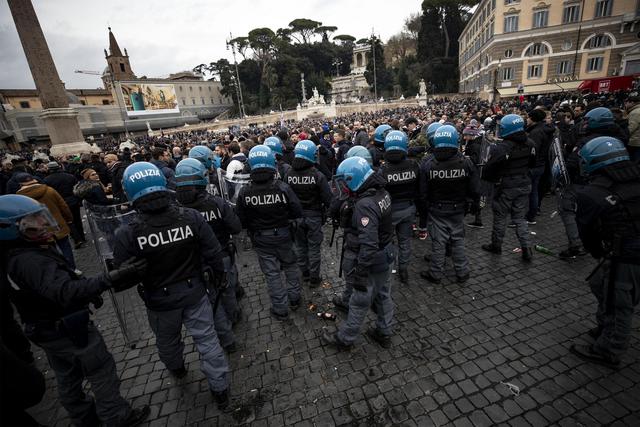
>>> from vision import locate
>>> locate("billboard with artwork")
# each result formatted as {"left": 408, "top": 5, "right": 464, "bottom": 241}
{"left": 119, "top": 82, "right": 179, "bottom": 116}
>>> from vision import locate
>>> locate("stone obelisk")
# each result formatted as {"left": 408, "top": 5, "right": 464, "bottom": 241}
{"left": 7, "top": 0, "right": 93, "bottom": 156}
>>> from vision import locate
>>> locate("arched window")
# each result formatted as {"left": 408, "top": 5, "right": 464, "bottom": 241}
{"left": 585, "top": 34, "right": 613, "bottom": 49}
{"left": 525, "top": 42, "right": 548, "bottom": 57}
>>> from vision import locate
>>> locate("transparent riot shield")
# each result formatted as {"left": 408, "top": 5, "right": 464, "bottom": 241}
{"left": 217, "top": 168, "right": 251, "bottom": 207}
{"left": 83, "top": 201, "right": 145, "bottom": 348}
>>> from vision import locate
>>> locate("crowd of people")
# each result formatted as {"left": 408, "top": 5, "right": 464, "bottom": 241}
{"left": 1, "top": 89, "right": 639, "bottom": 426}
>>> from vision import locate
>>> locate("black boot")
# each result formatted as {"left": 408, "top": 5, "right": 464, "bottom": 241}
{"left": 121, "top": 405, "right": 151, "bottom": 427}
{"left": 569, "top": 344, "right": 620, "bottom": 369}
{"left": 399, "top": 267, "right": 409, "bottom": 284}
{"left": 521, "top": 247, "right": 533, "bottom": 262}
{"left": 367, "top": 328, "right": 391, "bottom": 349}
{"left": 212, "top": 388, "right": 230, "bottom": 410}
{"left": 420, "top": 270, "right": 441, "bottom": 284}
{"left": 588, "top": 326, "right": 603, "bottom": 339}
{"left": 332, "top": 295, "right": 349, "bottom": 313}
{"left": 235, "top": 285, "right": 245, "bottom": 301}
{"left": 320, "top": 330, "right": 352, "bottom": 351}
{"left": 309, "top": 277, "right": 321, "bottom": 288}
{"left": 169, "top": 365, "right": 187, "bottom": 379}
{"left": 481, "top": 243, "right": 502, "bottom": 254}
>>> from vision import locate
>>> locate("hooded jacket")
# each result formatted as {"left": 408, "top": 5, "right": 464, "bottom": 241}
{"left": 526, "top": 121, "right": 555, "bottom": 168}
{"left": 17, "top": 183, "right": 72, "bottom": 240}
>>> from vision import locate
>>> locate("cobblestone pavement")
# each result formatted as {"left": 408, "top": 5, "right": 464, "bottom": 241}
{"left": 28, "top": 203, "right": 640, "bottom": 426}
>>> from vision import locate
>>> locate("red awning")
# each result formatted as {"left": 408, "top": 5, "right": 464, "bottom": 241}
{"left": 578, "top": 75, "right": 638, "bottom": 93}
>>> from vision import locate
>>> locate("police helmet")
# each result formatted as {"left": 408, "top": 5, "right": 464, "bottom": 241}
{"left": 248, "top": 145, "right": 276, "bottom": 170}
{"left": 189, "top": 145, "right": 215, "bottom": 169}
{"left": 432, "top": 125, "right": 460, "bottom": 149}
{"left": 579, "top": 136, "right": 629, "bottom": 174}
{"left": 426, "top": 122, "right": 442, "bottom": 142}
{"left": 122, "top": 162, "right": 168, "bottom": 202}
{"left": 373, "top": 124, "right": 392, "bottom": 146}
{"left": 345, "top": 146, "right": 373, "bottom": 165}
{"left": 294, "top": 140, "right": 317, "bottom": 163}
{"left": 584, "top": 107, "right": 614, "bottom": 130}
{"left": 334, "top": 157, "right": 374, "bottom": 192}
{"left": 384, "top": 130, "right": 409, "bottom": 153}
{"left": 264, "top": 136, "right": 284, "bottom": 156}
{"left": 499, "top": 114, "right": 525, "bottom": 138}
{"left": 0, "top": 194, "right": 59, "bottom": 242}
{"left": 175, "top": 158, "right": 208, "bottom": 187}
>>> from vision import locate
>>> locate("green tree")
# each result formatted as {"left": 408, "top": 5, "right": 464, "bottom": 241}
{"left": 315, "top": 25, "right": 338, "bottom": 43}
{"left": 363, "top": 36, "right": 393, "bottom": 98}
{"left": 288, "top": 18, "right": 322, "bottom": 44}
{"left": 333, "top": 34, "right": 356, "bottom": 45}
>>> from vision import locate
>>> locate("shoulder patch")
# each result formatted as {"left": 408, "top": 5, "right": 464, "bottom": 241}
{"left": 360, "top": 217, "right": 370, "bottom": 227}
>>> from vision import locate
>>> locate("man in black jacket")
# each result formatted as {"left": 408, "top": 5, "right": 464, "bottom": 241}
{"left": 525, "top": 108, "right": 554, "bottom": 224}
{"left": 44, "top": 161, "right": 85, "bottom": 247}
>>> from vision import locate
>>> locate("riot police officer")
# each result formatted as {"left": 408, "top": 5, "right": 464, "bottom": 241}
{"left": 189, "top": 145, "right": 221, "bottom": 196}
{"left": 481, "top": 114, "right": 536, "bottom": 261}
{"left": 369, "top": 124, "right": 391, "bottom": 167}
{"left": 380, "top": 130, "right": 420, "bottom": 284}
{"left": 322, "top": 157, "right": 395, "bottom": 350}
{"left": 264, "top": 136, "right": 292, "bottom": 179}
{"left": 419, "top": 125, "right": 479, "bottom": 284}
{"left": 175, "top": 158, "right": 243, "bottom": 350}
{"left": 1, "top": 194, "right": 150, "bottom": 426}
{"left": 560, "top": 107, "right": 625, "bottom": 259}
{"left": 569, "top": 137, "right": 640, "bottom": 368}
{"left": 346, "top": 145, "right": 373, "bottom": 166}
{"left": 235, "top": 146, "right": 303, "bottom": 320}
{"left": 285, "top": 140, "right": 332, "bottom": 287}
{"left": 113, "top": 162, "right": 231, "bottom": 409}
{"left": 425, "top": 122, "right": 442, "bottom": 149}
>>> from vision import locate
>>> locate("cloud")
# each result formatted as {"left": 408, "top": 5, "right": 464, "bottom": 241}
{"left": 0, "top": 0, "right": 422, "bottom": 89}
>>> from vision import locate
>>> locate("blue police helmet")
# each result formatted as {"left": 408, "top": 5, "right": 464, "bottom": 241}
{"left": 579, "top": 136, "right": 629, "bottom": 174}
{"left": 335, "top": 156, "right": 374, "bottom": 192}
{"left": 499, "top": 114, "right": 525, "bottom": 138}
{"left": 426, "top": 122, "right": 442, "bottom": 142}
{"left": 264, "top": 136, "right": 284, "bottom": 156}
{"left": 584, "top": 107, "right": 614, "bottom": 130}
{"left": 122, "top": 162, "right": 168, "bottom": 202}
{"left": 432, "top": 125, "right": 460, "bottom": 149}
{"left": 294, "top": 139, "right": 317, "bottom": 163}
{"left": 175, "top": 158, "right": 208, "bottom": 188}
{"left": 189, "top": 145, "right": 214, "bottom": 169}
{"left": 248, "top": 145, "right": 276, "bottom": 170}
{"left": 345, "top": 145, "right": 373, "bottom": 165}
{"left": 0, "top": 194, "right": 49, "bottom": 241}
{"left": 384, "top": 130, "right": 409, "bottom": 153}
{"left": 373, "top": 124, "right": 392, "bottom": 145}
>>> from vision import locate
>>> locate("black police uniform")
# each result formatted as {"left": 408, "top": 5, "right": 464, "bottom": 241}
{"left": 380, "top": 152, "right": 420, "bottom": 281}
{"left": 113, "top": 204, "right": 230, "bottom": 393}
{"left": 332, "top": 172, "right": 395, "bottom": 347}
{"left": 420, "top": 148, "right": 479, "bottom": 282}
{"left": 6, "top": 245, "right": 135, "bottom": 426}
{"left": 572, "top": 161, "right": 640, "bottom": 365}
{"left": 483, "top": 131, "right": 536, "bottom": 256}
{"left": 285, "top": 160, "right": 332, "bottom": 285}
{"left": 235, "top": 173, "right": 303, "bottom": 318}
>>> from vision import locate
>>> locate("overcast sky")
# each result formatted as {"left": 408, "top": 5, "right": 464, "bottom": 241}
{"left": 0, "top": 0, "right": 422, "bottom": 89}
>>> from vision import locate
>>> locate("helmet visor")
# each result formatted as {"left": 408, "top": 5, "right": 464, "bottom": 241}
{"left": 18, "top": 210, "right": 59, "bottom": 242}
{"left": 331, "top": 175, "right": 351, "bottom": 199}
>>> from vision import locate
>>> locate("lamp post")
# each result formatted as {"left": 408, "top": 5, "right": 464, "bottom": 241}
{"left": 371, "top": 29, "right": 378, "bottom": 104}
{"left": 332, "top": 58, "right": 343, "bottom": 77}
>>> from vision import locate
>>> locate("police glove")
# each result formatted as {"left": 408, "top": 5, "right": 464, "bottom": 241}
{"left": 212, "top": 270, "right": 227, "bottom": 290}
{"left": 108, "top": 257, "right": 148, "bottom": 292}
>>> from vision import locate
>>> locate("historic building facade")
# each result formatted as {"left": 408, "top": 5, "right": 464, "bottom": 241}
{"left": 458, "top": 0, "right": 640, "bottom": 98}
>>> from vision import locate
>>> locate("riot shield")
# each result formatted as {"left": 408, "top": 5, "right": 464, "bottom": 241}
{"left": 83, "top": 201, "right": 146, "bottom": 348}
{"left": 217, "top": 168, "right": 251, "bottom": 207}
{"left": 549, "top": 129, "right": 570, "bottom": 189}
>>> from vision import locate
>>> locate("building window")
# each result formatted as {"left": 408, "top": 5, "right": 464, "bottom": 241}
{"left": 80, "top": 100, "right": 87, "bottom": 105}
{"left": 563, "top": 4, "right": 581, "bottom": 23}
{"left": 594, "top": 0, "right": 612, "bottom": 18}
{"left": 119, "top": 63, "right": 125, "bottom": 72}
{"left": 557, "top": 60, "right": 573, "bottom": 74}
{"left": 502, "top": 67, "right": 514, "bottom": 80}
{"left": 532, "top": 10, "right": 549, "bottom": 28}
{"left": 587, "top": 34, "right": 612, "bottom": 49}
{"left": 19, "top": 101, "right": 30, "bottom": 108}
{"left": 189, "top": 86, "right": 193, "bottom": 92}
{"left": 192, "top": 98, "right": 196, "bottom": 105}
{"left": 504, "top": 0, "right": 518, "bottom": 4}
{"left": 210, "top": 98, "right": 215, "bottom": 104}
{"left": 199, "top": 87, "right": 202, "bottom": 92}
{"left": 504, "top": 15, "right": 519, "bottom": 33}
{"left": 179, "top": 86, "right": 183, "bottom": 92}
{"left": 181, "top": 99, "right": 186, "bottom": 105}
{"left": 208, "top": 87, "right": 212, "bottom": 92}
{"left": 587, "top": 56, "right": 604, "bottom": 72}
{"left": 527, "top": 64, "right": 543, "bottom": 78}
{"left": 504, "top": 49, "right": 513, "bottom": 58}
{"left": 102, "top": 99, "right": 110, "bottom": 105}
{"left": 201, "top": 97, "right": 205, "bottom": 105}
{"left": 525, "top": 43, "right": 548, "bottom": 57}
